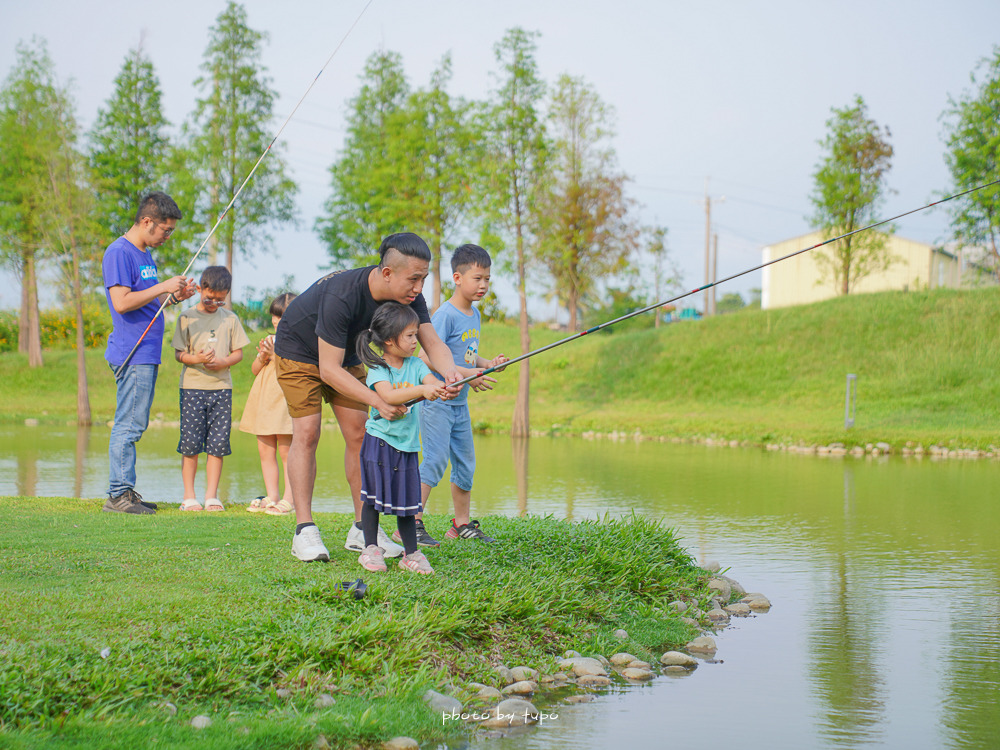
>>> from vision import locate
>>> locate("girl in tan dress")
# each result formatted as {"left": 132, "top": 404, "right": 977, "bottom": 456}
{"left": 240, "top": 293, "right": 296, "bottom": 515}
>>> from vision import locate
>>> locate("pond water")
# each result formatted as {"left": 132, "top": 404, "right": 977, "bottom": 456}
{"left": 1, "top": 425, "right": 998, "bottom": 749}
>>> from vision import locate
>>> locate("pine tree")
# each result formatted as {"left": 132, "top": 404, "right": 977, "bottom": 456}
{"left": 88, "top": 44, "right": 171, "bottom": 238}
{"left": 186, "top": 1, "right": 297, "bottom": 275}
{"left": 486, "top": 27, "right": 549, "bottom": 437}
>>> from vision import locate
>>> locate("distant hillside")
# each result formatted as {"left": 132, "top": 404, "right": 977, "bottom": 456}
{"left": 3, "top": 287, "right": 1000, "bottom": 448}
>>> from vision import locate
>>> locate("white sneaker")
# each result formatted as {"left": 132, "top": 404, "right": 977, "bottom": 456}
{"left": 291, "top": 525, "right": 329, "bottom": 562}
{"left": 344, "top": 523, "right": 404, "bottom": 558}
{"left": 377, "top": 525, "right": 405, "bottom": 558}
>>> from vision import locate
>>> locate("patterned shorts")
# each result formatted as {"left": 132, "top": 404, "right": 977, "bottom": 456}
{"left": 177, "top": 389, "right": 233, "bottom": 457}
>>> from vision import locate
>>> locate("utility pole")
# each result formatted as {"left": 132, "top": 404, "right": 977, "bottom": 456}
{"left": 711, "top": 232, "right": 718, "bottom": 315}
{"left": 703, "top": 179, "right": 724, "bottom": 316}
{"left": 704, "top": 179, "right": 711, "bottom": 316}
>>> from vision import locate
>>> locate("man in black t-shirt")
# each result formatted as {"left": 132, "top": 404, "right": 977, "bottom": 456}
{"left": 275, "top": 233, "right": 472, "bottom": 563}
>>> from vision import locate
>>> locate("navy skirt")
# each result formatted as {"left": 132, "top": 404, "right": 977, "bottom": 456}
{"left": 359, "top": 433, "right": 422, "bottom": 516}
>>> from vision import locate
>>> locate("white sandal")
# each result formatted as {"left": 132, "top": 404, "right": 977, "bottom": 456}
{"left": 179, "top": 499, "right": 203, "bottom": 512}
{"left": 265, "top": 498, "right": 294, "bottom": 516}
{"left": 247, "top": 496, "right": 269, "bottom": 512}
{"left": 204, "top": 498, "right": 225, "bottom": 512}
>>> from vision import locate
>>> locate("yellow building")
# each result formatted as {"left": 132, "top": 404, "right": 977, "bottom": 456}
{"left": 761, "top": 230, "right": 963, "bottom": 309}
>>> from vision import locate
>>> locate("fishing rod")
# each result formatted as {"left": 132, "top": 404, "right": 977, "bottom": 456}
{"left": 115, "top": 0, "right": 375, "bottom": 378}
{"left": 384, "top": 178, "right": 1000, "bottom": 414}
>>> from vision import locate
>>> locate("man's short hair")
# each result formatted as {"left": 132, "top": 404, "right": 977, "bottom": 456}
{"left": 200, "top": 265, "right": 232, "bottom": 293}
{"left": 378, "top": 232, "right": 432, "bottom": 268}
{"left": 451, "top": 244, "right": 492, "bottom": 274}
{"left": 135, "top": 192, "right": 182, "bottom": 224}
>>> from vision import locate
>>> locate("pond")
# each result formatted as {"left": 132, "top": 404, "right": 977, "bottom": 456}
{"left": 2, "top": 424, "right": 998, "bottom": 749}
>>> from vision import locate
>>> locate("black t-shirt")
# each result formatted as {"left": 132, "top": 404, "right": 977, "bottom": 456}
{"left": 274, "top": 266, "right": 431, "bottom": 367}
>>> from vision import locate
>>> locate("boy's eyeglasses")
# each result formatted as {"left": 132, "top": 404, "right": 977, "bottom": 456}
{"left": 154, "top": 222, "right": 175, "bottom": 237}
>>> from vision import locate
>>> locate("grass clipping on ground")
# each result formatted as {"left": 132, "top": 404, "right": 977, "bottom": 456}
{"left": 0, "top": 498, "right": 711, "bottom": 748}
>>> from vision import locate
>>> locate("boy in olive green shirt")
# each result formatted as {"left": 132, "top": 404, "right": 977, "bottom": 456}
{"left": 171, "top": 265, "right": 250, "bottom": 511}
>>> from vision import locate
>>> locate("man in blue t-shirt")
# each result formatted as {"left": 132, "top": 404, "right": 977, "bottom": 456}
{"left": 102, "top": 192, "right": 196, "bottom": 515}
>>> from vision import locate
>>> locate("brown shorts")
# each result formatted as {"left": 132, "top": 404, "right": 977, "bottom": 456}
{"left": 275, "top": 355, "right": 368, "bottom": 418}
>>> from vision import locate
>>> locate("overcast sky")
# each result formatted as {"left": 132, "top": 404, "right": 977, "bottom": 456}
{"left": 2, "top": 0, "right": 998, "bottom": 314}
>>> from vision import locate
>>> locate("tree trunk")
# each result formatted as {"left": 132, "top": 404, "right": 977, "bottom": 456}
{"left": 24, "top": 252, "right": 44, "bottom": 368}
{"left": 71, "top": 243, "right": 92, "bottom": 426}
{"left": 512, "top": 435, "right": 529, "bottom": 516}
{"left": 19, "top": 277, "right": 28, "bottom": 355}
{"left": 511, "top": 224, "right": 531, "bottom": 437}
{"left": 568, "top": 286, "right": 578, "bottom": 332}
{"left": 432, "top": 236, "right": 442, "bottom": 312}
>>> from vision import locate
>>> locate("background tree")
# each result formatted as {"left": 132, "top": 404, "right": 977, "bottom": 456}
{"left": 943, "top": 46, "right": 1000, "bottom": 283}
{"left": 40, "top": 90, "right": 102, "bottom": 424}
{"left": 88, "top": 42, "right": 171, "bottom": 238}
{"left": 641, "top": 225, "right": 679, "bottom": 328}
{"left": 810, "top": 95, "right": 895, "bottom": 295}
{"left": 0, "top": 39, "right": 72, "bottom": 368}
{"left": 485, "top": 27, "right": 549, "bottom": 437}
{"left": 537, "top": 74, "right": 638, "bottom": 331}
{"left": 186, "top": 1, "right": 297, "bottom": 276}
{"left": 386, "top": 57, "right": 486, "bottom": 308}
{"left": 317, "top": 49, "right": 410, "bottom": 268}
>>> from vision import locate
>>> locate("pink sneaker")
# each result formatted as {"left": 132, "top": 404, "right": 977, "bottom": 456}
{"left": 398, "top": 550, "right": 434, "bottom": 575}
{"left": 358, "top": 544, "right": 386, "bottom": 572}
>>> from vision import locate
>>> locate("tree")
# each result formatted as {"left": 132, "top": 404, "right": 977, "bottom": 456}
{"left": 641, "top": 225, "right": 680, "bottom": 328}
{"left": 943, "top": 46, "right": 1000, "bottom": 283}
{"left": 318, "top": 52, "right": 486, "bottom": 309}
{"left": 0, "top": 39, "right": 69, "bottom": 368}
{"left": 186, "top": 1, "right": 297, "bottom": 275}
{"left": 536, "top": 74, "right": 639, "bottom": 331}
{"left": 40, "top": 91, "right": 102, "bottom": 424}
{"left": 88, "top": 42, "right": 171, "bottom": 238}
{"left": 810, "top": 95, "right": 895, "bottom": 295}
{"left": 317, "top": 50, "right": 410, "bottom": 268}
{"left": 486, "top": 28, "right": 549, "bottom": 437}
{"left": 386, "top": 57, "right": 487, "bottom": 309}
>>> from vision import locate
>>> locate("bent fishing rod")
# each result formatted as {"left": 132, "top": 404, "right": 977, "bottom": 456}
{"left": 115, "top": 0, "right": 375, "bottom": 378}
{"left": 385, "top": 178, "right": 1000, "bottom": 414}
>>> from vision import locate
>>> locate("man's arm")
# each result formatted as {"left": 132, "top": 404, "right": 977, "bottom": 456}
{"left": 318, "top": 339, "right": 405, "bottom": 421}
{"left": 108, "top": 276, "right": 195, "bottom": 314}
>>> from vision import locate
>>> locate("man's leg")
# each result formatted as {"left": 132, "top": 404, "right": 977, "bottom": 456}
{"left": 287, "top": 413, "right": 321, "bottom": 525}
{"left": 333, "top": 403, "right": 366, "bottom": 522}
{"left": 106, "top": 364, "right": 157, "bottom": 514}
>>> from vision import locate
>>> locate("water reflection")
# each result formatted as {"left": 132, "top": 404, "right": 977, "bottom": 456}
{"left": 810, "top": 468, "right": 886, "bottom": 746}
{"left": 1, "top": 427, "right": 998, "bottom": 748}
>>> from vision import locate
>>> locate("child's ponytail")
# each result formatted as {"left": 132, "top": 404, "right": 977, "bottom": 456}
{"left": 356, "top": 301, "right": 420, "bottom": 370}
{"left": 355, "top": 328, "right": 387, "bottom": 370}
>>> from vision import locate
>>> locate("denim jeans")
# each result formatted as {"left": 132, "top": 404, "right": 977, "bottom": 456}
{"left": 418, "top": 401, "right": 475, "bottom": 491}
{"left": 108, "top": 363, "right": 158, "bottom": 497}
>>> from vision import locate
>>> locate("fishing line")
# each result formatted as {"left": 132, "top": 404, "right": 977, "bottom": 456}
{"left": 115, "top": 0, "right": 375, "bottom": 377}
{"left": 383, "top": 178, "right": 1000, "bottom": 414}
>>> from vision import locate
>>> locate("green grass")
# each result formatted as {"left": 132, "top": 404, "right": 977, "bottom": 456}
{"left": 4, "top": 286, "right": 1000, "bottom": 447}
{"left": 0, "top": 501, "right": 709, "bottom": 748}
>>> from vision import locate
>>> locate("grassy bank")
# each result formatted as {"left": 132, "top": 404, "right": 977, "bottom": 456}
{"left": 0, "top": 499, "right": 709, "bottom": 749}
{"left": 3, "top": 286, "right": 1000, "bottom": 447}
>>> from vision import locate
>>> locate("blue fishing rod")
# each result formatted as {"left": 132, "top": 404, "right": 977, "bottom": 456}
{"left": 386, "top": 178, "right": 1000, "bottom": 413}
{"left": 115, "top": 0, "right": 375, "bottom": 377}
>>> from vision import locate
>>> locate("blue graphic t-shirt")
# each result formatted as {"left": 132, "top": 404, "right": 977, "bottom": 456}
{"left": 428, "top": 300, "right": 480, "bottom": 406}
{"left": 102, "top": 236, "right": 163, "bottom": 366}
{"left": 364, "top": 356, "right": 433, "bottom": 453}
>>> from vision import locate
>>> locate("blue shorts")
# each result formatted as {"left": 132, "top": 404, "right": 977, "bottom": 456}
{"left": 177, "top": 389, "right": 233, "bottom": 457}
{"left": 418, "top": 401, "right": 475, "bottom": 491}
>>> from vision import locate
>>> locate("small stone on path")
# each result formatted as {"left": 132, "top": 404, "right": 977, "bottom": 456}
{"left": 686, "top": 636, "right": 717, "bottom": 654}
{"left": 622, "top": 667, "right": 654, "bottom": 680}
{"left": 190, "top": 715, "right": 212, "bottom": 729}
{"left": 610, "top": 652, "right": 637, "bottom": 666}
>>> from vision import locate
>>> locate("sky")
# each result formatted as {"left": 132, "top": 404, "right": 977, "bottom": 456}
{"left": 2, "top": 0, "right": 998, "bottom": 315}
